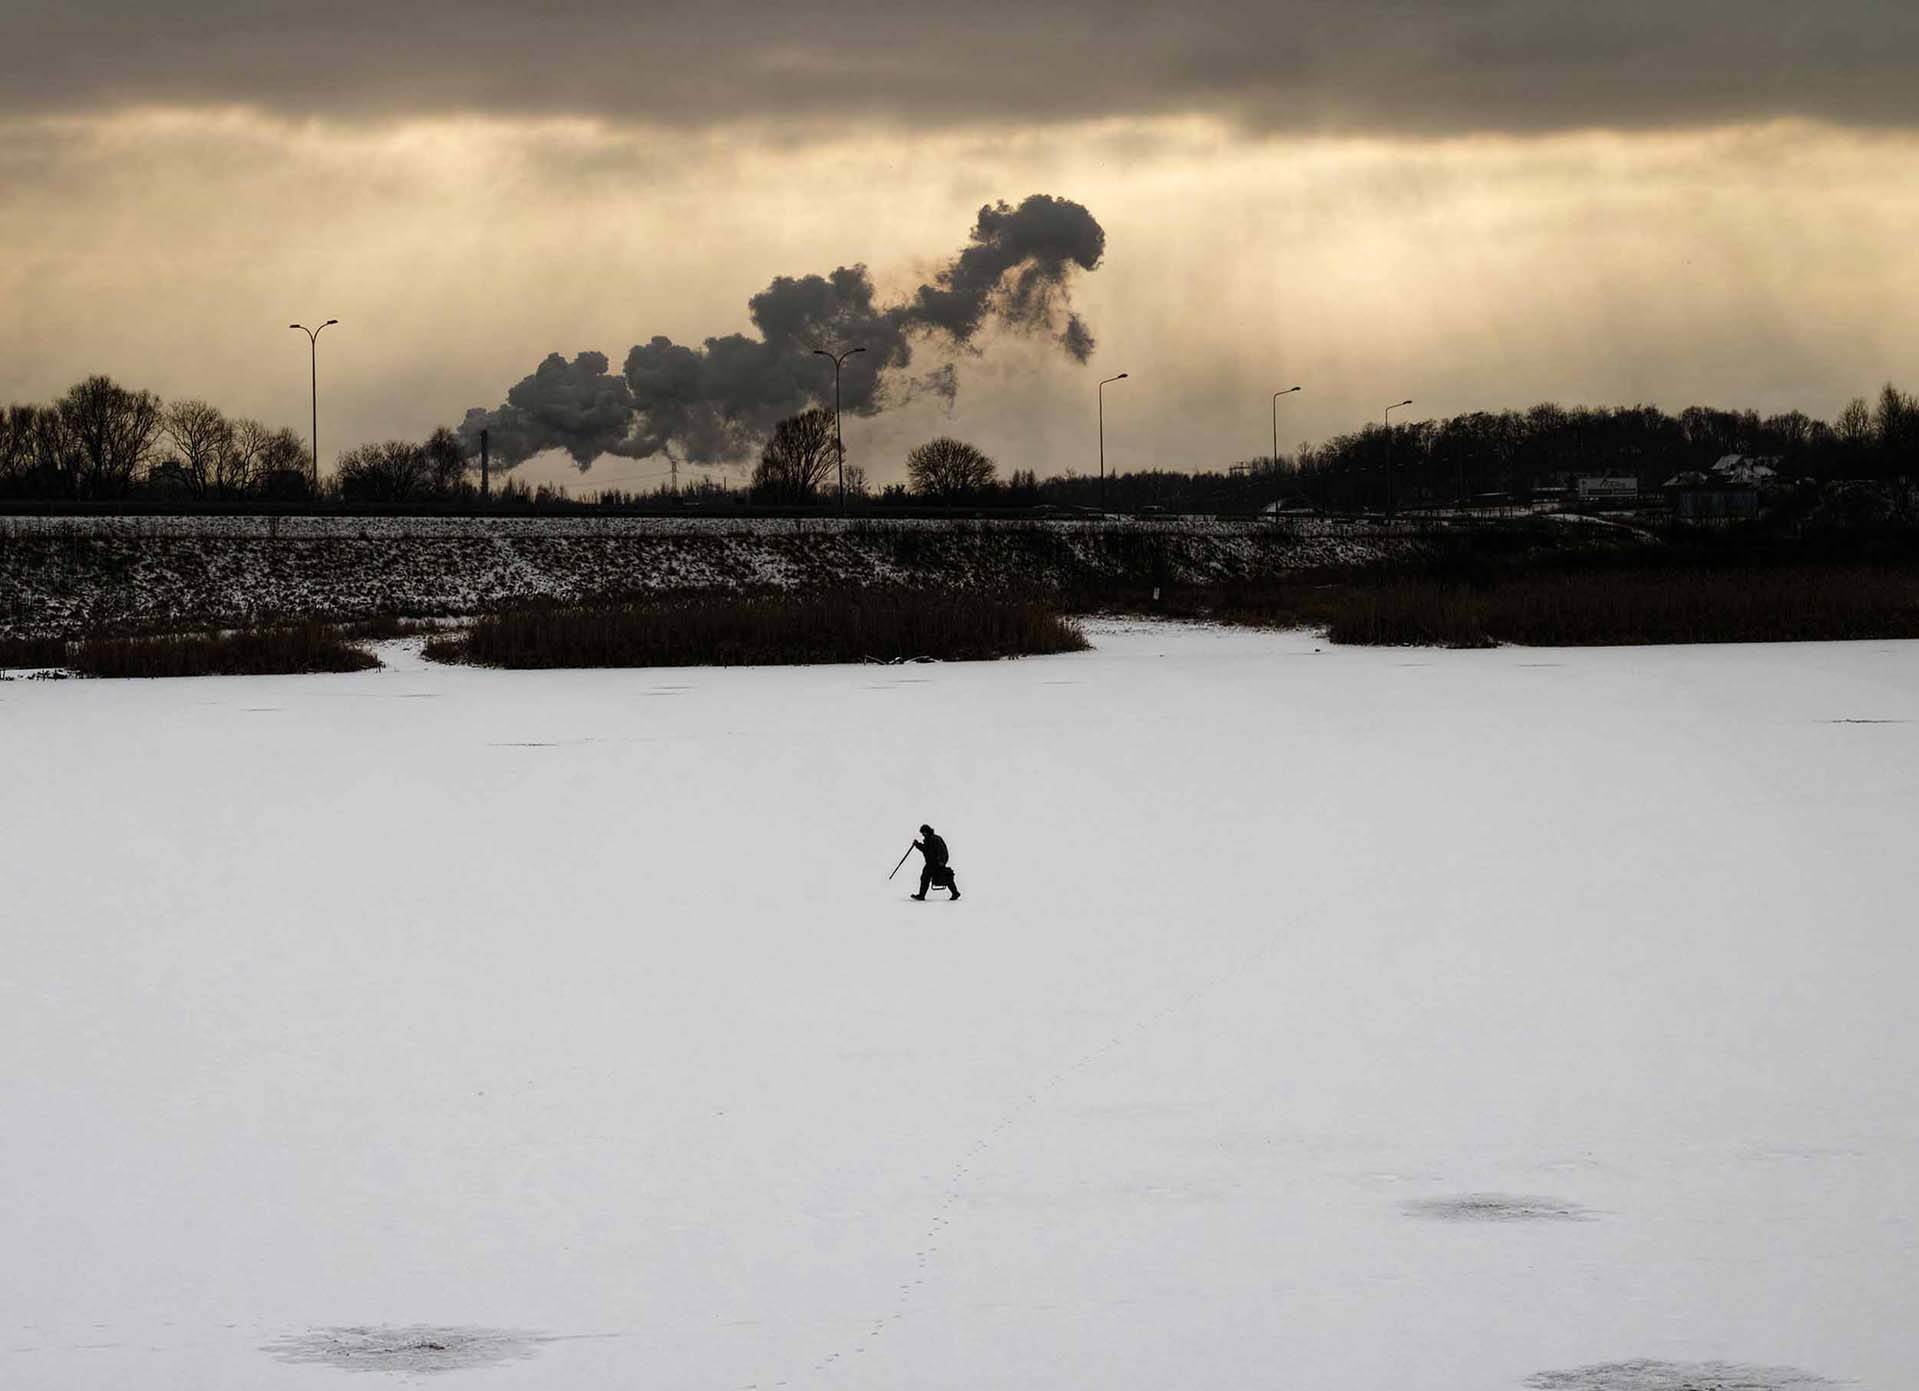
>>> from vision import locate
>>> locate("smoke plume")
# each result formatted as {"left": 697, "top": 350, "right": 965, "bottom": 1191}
{"left": 462, "top": 194, "right": 1104, "bottom": 469}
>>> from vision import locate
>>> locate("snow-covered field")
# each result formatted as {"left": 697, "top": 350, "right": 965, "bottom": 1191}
{"left": 0, "top": 515, "right": 1406, "bottom": 638}
{"left": 4, "top": 622, "right": 1915, "bottom": 1390}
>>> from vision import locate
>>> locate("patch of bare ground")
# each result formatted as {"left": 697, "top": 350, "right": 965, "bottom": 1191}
{"left": 1401, "top": 1193, "right": 1595, "bottom": 1222}
{"left": 262, "top": 1324, "right": 542, "bottom": 1374}
{"left": 1524, "top": 1360, "right": 1841, "bottom": 1390}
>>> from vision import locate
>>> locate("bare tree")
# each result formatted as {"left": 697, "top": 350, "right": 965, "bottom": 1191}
{"left": 160, "top": 398, "right": 236, "bottom": 497}
{"left": 0, "top": 404, "right": 42, "bottom": 490}
{"left": 1874, "top": 383, "right": 1918, "bottom": 468}
{"left": 422, "top": 426, "right": 471, "bottom": 498}
{"left": 222, "top": 417, "right": 307, "bottom": 496}
{"left": 226, "top": 417, "right": 273, "bottom": 490}
{"left": 1835, "top": 396, "right": 1873, "bottom": 446}
{"left": 751, "top": 408, "right": 836, "bottom": 502}
{"left": 54, "top": 375, "right": 163, "bottom": 498}
{"left": 1834, "top": 396, "right": 1875, "bottom": 475}
{"left": 26, "top": 403, "right": 72, "bottom": 490}
{"left": 906, "top": 437, "right": 997, "bottom": 499}
{"left": 335, "top": 441, "right": 430, "bottom": 502}
{"left": 244, "top": 423, "right": 314, "bottom": 499}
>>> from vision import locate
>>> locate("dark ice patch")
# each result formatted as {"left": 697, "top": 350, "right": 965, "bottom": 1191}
{"left": 1402, "top": 1192, "right": 1593, "bottom": 1222}
{"left": 263, "top": 1325, "right": 542, "bottom": 1374}
{"left": 1523, "top": 1359, "right": 1840, "bottom": 1390}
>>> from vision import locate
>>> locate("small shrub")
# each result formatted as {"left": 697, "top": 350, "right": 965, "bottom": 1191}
{"left": 68, "top": 623, "right": 382, "bottom": 677}
{"left": 429, "top": 594, "right": 1088, "bottom": 669}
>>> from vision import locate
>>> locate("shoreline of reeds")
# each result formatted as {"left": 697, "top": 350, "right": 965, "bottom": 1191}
{"left": 8, "top": 539, "right": 1919, "bottom": 674}
{"left": 425, "top": 594, "right": 1089, "bottom": 669}
{"left": 1080, "top": 548, "right": 1919, "bottom": 648}
{"left": 11, "top": 622, "right": 385, "bottom": 678}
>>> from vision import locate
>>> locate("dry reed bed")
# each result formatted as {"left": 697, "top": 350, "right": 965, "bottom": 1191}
{"left": 66, "top": 623, "right": 382, "bottom": 677}
{"left": 427, "top": 595, "right": 1089, "bottom": 669}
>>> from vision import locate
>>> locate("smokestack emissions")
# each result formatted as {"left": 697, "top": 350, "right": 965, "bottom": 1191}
{"left": 461, "top": 194, "right": 1105, "bottom": 471}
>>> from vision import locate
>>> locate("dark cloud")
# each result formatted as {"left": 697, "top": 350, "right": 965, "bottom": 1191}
{"left": 458, "top": 352, "right": 637, "bottom": 470}
{"left": 3, "top": 2, "right": 1916, "bottom": 134}
{"left": 463, "top": 195, "right": 1104, "bottom": 469}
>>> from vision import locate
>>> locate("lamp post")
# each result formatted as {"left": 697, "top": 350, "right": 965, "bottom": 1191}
{"left": 289, "top": 319, "right": 337, "bottom": 491}
{"left": 1099, "top": 373, "right": 1128, "bottom": 513}
{"left": 1272, "top": 386, "right": 1301, "bottom": 505}
{"left": 1383, "top": 398, "right": 1412, "bottom": 516}
{"left": 811, "top": 345, "right": 866, "bottom": 512}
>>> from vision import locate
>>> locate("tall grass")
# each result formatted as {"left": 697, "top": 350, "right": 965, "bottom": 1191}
{"left": 1079, "top": 551, "right": 1919, "bottom": 648}
{"left": 67, "top": 622, "right": 382, "bottom": 677}
{"left": 0, "top": 634, "right": 72, "bottom": 668}
{"left": 428, "top": 594, "right": 1089, "bottom": 669}
{"left": 1325, "top": 565, "right": 1919, "bottom": 647}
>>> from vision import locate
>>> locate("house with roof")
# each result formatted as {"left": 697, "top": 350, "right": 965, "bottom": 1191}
{"left": 1708, "top": 454, "right": 1782, "bottom": 486}
{"left": 1663, "top": 468, "right": 1760, "bottom": 520}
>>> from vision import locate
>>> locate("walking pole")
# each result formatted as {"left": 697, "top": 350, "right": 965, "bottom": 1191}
{"left": 888, "top": 843, "right": 916, "bottom": 881}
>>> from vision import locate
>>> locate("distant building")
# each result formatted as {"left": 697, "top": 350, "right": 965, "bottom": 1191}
{"left": 1709, "top": 454, "right": 1782, "bottom": 486}
{"left": 1663, "top": 471, "right": 1761, "bottom": 520}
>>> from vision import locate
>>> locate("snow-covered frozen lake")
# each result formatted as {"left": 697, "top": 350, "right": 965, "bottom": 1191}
{"left": 4, "top": 622, "right": 1915, "bottom": 1389}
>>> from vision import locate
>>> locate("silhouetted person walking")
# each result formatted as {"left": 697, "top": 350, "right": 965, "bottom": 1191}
{"left": 911, "top": 824, "right": 960, "bottom": 901}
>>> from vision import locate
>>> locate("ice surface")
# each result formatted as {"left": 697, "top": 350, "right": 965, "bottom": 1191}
{"left": 3, "top": 622, "right": 1915, "bottom": 1389}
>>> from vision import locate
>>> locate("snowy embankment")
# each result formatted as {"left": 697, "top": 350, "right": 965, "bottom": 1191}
{"left": 3, "top": 623, "right": 1914, "bottom": 1390}
{"left": 0, "top": 514, "right": 1407, "bottom": 637}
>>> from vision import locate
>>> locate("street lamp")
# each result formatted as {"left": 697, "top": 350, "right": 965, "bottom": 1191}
{"left": 289, "top": 319, "right": 337, "bottom": 490}
{"left": 1099, "top": 373, "right": 1128, "bottom": 514}
{"left": 1383, "top": 398, "right": 1412, "bottom": 516}
{"left": 811, "top": 345, "right": 866, "bottom": 512}
{"left": 1272, "top": 385, "right": 1301, "bottom": 491}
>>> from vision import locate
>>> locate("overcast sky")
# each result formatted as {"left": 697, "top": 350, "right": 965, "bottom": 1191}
{"left": 4, "top": 1, "right": 1916, "bottom": 486}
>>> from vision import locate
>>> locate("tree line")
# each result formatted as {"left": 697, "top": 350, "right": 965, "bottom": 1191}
{"left": 620, "top": 387, "right": 1919, "bottom": 513}
{"left": 2, "top": 377, "right": 315, "bottom": 501}
{"left": 0, "top": 375, "right": 492, "bottom": 504}
{"left": 1290, "top": 385, "right": 1919, "bottom": 511}
{"left": 6, "top": 375, "right": 1914, "bottom": 511}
